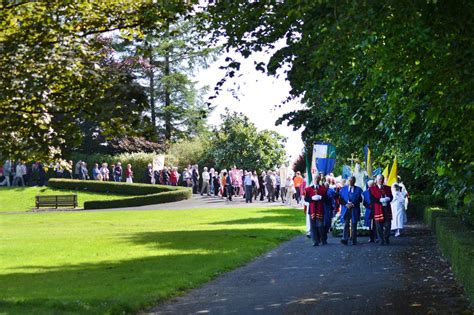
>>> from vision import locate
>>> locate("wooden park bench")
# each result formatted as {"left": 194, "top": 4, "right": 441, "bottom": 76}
{"left": 35, "top": 195, "right": 78, "bottom": 209}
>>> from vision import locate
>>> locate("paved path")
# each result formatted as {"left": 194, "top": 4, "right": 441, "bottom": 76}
{"left": 145, "top": 222, "right": 472, "bottom": 315}
{"left": 2, "top": 194, "right": 295, "bottom": 214}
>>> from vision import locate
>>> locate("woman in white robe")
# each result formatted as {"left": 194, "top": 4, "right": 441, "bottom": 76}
{"left": 391, "top": 181, "right": 408, "bottom": 237}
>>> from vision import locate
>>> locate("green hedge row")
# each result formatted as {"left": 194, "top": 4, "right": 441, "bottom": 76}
{"left": 423, "top": 207, "right": 450, "bottom": 230}
{"left": 48, "top": 178, "right": 178, "bottom": 195}
{"left": 48, "top": 178, "right": 192, "bottom": 210}
{"left": 423, "top": 203, "right": 474, "bottom": 305}
{"left": 84, "top": 189, "right": 192, "bottom": 210}
{"left": 408, "top": 194, "right": 446, "bottom": 220}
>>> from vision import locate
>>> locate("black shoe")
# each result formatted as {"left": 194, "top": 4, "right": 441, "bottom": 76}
{"left": 385, "top": 237, "right": 390, "bottom": 245}
{"left": 341, "top": 239, "right": 348, "bottom": 245}
{"left": 368, "top": 239, "right": 375, "bottom": 243}
{"left": 322, "top": 240, "right": 328, "bottom": 245}
{"left": 313, "top": 242, "right": 319, "bottom": 247}
{"left": 352, "top": 241, "right": 357, "bottom": 245}
{"left": 306, "top": 234, "right": 311, "bottom": 238}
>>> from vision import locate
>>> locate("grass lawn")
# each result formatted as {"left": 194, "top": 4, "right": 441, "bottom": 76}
{"left": 0, "top": 206, "right": 304, "bottom": 314}
{"left": 0, "top": 187, "right": 126, "bottom": 212}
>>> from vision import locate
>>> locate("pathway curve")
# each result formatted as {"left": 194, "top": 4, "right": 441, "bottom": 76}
{"left": 144, "top": 222, "right": 472, "bottom": 315}
{"left": 1, "top": 194, "right": 293, "bottom": 214}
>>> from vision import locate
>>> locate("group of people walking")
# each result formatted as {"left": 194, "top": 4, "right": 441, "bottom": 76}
{"left": 184, "top": 165, "right": 304, "bottom": 205}
{"left": 0, "top": 159, "right": 47, "bottom": 187}
{"left": 304, "top": 173, "right": 408, "bottom": 247}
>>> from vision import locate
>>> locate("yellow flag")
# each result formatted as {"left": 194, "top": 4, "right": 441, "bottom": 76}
{"left": 387, "top": 157, "right": 398, "bottom": 186}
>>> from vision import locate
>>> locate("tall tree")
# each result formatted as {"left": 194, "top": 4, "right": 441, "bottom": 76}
{"left": 116, "top": 18, "right": 216, "bottom": 142}
{"left": 208, "top": 110, "right": 287, "bottom": 172}
{"left": 0, "top": 1, "right": 194, "bottom": 160}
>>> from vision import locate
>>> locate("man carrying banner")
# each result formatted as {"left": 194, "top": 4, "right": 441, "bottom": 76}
{"left": 304, "top": 174, "right": 328, "bottom": 246}
{"left": 369, "top": 174, "right": 393, "bottom": 245}
{"left": 339, "top": 176, "right": 364, "bottom": 245}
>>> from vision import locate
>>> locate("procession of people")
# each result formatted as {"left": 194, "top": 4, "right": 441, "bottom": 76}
{"left": 303, "top": 171, "right": 409, "bottom": 247}
{"left": 1, "top": 156, "right": 409, "bottom": 247}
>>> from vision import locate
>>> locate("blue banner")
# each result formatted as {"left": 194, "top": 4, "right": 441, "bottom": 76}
{"left": 312, "top": 142, "right": 336, "bottom": 176}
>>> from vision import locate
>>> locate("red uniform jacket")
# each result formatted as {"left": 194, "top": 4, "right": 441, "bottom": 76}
{"left": 369, "top": 185, "right": 393, "bottom": 222}
{"left": 305, "top": 185, "right": 327, "bottom": 220}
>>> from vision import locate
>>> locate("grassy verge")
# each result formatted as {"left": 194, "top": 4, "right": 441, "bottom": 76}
{"left": 0, "top": 207, "right": 304, "bottom": 314}
{"left": 0, "top": 187, "right": 125, "bottom": 212}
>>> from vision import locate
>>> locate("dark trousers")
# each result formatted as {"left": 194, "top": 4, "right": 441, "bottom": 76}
{"left": 226, "top": 185, "right": 232, "bottom": 201}
{"left": 245, "top": 185, "right": 253, "bottom": 203}
{"left": 368, "top": 218, "right": 377, "bottom": 241}
{"left": 192, "top": 180, "right": 199, "bottom": 194}
{"left": 310, "top": 219, "right": 325, "bottom": 245}
{"left": 259, "top": 186, "right": 265, "bottom": 201}
{"left": 376, "top": 217, "right": 391, "bottom": 244}
{"left": 280, "top": 187, "right": 287, "bottom": 203}
{"left": 275, "top": 185, "right": 280, "bottom": 200}
{"left": 266, "top": 185, "right": 275, "bottom": 202}
{"left": 323, "top": 226, "right": 330, "bottom": 243}
{"left": 295, "top": 188, "right": 301, "bottom": 203}
{"left": 342, "top": 208, "right": 357, "bottom": 244}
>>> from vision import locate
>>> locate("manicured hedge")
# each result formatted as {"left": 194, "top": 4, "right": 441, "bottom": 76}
{"left": 83, "top": 189, "right": 192, "bottom": 209}
{"left": 423, "top": 207, "right": 450, "bottom": 230}
{"left": 433, "top": 216, "right": 474, "bottom": 303}
{"left": 422, "top": 203, "right": 474, "bottom": 305}
{"left": 48, "top": 178, "right": 192, "bottom": 210}
{"left": 48, "top": 178, "right": 179, "bottom": 195}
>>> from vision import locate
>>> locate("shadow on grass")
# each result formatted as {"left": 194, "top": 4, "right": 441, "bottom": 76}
{"left": 209, "top": 208, "right": 304, "bottom": 227}
{"left": 0, "top": 227, "right": 302, "bottom": 314}
{"left": 0, "top": 186, "right": 48, "bottom": 192}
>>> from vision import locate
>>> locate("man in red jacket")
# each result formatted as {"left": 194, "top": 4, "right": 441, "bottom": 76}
{"left": 369, "top": 174, "right": 393, "bottom": 245}
{"left": 305, "top": 175, "right": 328, "bottom": 246}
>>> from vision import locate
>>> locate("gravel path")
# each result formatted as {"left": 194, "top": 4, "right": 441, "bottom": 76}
{"left": 144, "top": 222, "right": 473, "bottom": 315}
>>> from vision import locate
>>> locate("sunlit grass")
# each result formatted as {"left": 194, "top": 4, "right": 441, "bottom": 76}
{"left": 0, "top": 187, "right": 125, "bottom": 212}
{"left": 0, "top": 206, "right": 304, "bottom": 314}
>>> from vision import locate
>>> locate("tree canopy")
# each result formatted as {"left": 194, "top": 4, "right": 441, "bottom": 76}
{"left": 208, "top": 110, "right": 287, "bottom": 172}
{"left": 0, "top": 1, "right": 193, "bottom": 160}
{"left": 205, "top": 0, "right": 474, "bottom": 216}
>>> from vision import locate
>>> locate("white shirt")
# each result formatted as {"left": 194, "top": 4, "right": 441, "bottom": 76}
{"left": 202, "top": 171, "right": 210, "bottom": 181}
{"left": 244, "top": 175, "right": 252, "bottom": 186}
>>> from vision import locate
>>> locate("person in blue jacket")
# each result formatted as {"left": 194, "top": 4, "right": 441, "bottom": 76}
{"left": 339, "top": 176, "right": 364, "bottom": 245}
{"left": 323, "top": 182, "right": 336, "bottom": 244}
{"left": 363, "top": 180, "right": 376, "bottom": 243}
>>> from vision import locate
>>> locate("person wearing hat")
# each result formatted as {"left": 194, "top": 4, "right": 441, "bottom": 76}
{"left": 304, "top": 174, "right": 328, "bottom": 246}
{"left": 339, "top": 176, "right": 364, "bottom": 245}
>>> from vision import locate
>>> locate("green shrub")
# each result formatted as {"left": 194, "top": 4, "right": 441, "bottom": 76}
{"left": 434, "top": 217, "right": 474, "bottom": 303}
{"left": 48, "top": 178, "right": 178, "bottom": 195}
{"left": 165, "top": 136, "right": 212, "bottom": 170}
{"left": 48, "top": 178, "right": 191, "bottom": 210}
{"left": 423, "top": 207, "right": 450, "bottom": 230}
{"left": 83, "top": 189, "right": 192, "bottom": 209}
